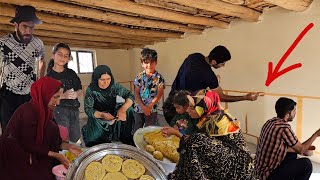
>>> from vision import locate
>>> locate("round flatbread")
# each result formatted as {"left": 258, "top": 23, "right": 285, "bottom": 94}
{"left": 102, "top": 155, "right": 123, "bottom": 172}
{"left": 103, "top": 172, "right": 128, "bottom": 180}
{"left": 85, "top": 161, "right": 105, "bottom": 180}
{"left": 139, "top": 175, "right": 155, "bottom": 180}
{"left": 122, "top": 159, "right": 145, "bottom": 179}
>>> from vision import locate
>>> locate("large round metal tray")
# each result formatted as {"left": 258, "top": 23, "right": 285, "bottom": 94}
{"left": 133, "top": 126, "right": 177, "bottom": 174}
{"left": 66, "top": 143, "right": 167, "bottom": 180}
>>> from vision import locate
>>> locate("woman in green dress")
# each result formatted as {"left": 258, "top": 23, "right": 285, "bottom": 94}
{"left": 82, "top": 65, "right": 135, "bottom": 147}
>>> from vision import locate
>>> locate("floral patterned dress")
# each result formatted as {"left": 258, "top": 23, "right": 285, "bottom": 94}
{"left": 169, "top": 131, "right": 255, "bottom": 180}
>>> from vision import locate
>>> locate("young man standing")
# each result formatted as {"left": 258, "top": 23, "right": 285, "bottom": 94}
{"left": 0, "top": 6, "right": 46, "bottom": 132}
{"left": 255, "top": 97, "right": 320, "bottom": 180}
{"left": 163, "top": 45, "right": 260, "bottom": 123}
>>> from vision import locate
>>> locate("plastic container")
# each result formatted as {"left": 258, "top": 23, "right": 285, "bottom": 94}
{"left": 52, "top": 164, "right": 67, "bottom": 180}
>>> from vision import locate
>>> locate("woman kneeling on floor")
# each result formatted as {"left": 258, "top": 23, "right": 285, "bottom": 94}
{"left": 82, "top": 65, "right": 135, "bottom": 147}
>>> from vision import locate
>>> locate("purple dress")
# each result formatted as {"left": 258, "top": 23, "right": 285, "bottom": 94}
{"left": 0, "top": 103, "right": 61, "bottom": 180}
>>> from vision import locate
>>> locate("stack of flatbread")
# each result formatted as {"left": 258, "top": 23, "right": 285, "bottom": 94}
{"left": 143, "top": 130, "right": 180, "bottom": 163}
{"left": 84, "top": 154, "right": 155, "bottom": 180}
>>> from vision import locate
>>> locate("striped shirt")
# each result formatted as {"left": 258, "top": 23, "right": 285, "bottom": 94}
{"left": 254, "top": 117, "right": 298, "bottom": 180}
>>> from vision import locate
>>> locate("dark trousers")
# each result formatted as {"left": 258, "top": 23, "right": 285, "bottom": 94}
{"left": 267, "top": 153, "right": 313, "bottom": 180}
{"left": 53, "top": 106, "right": 81, "bottom": 143}
{"left": 0, "top": 91, "right": 31, "bottom": 133}
{"left": 132, "top": 112, "right": 158, "bottom": 133}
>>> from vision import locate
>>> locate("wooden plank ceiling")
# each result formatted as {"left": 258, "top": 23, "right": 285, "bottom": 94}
{"left": 0, "top": 0, "right": 313, "bottom": 49}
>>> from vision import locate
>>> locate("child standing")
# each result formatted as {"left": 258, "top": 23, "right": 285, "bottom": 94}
{"left": 133, "top": 48, "right": 165, "bottom": 133}
{"left": 170, "top": 91, "right": 197, "bottom": 135}
{"left": 46, "top": 43, "right": 82, "bottom": 143}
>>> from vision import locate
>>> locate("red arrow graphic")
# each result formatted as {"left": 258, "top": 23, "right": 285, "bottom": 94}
{"left": 265, "top": 23, "right": 314, "bottom": 87}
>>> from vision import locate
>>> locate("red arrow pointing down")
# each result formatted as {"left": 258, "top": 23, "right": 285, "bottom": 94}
{"left": 265, "top": 23, "right": 314, "bottom": 87}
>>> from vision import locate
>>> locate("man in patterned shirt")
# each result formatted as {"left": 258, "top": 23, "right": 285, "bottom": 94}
{"left": 255, "top": 97, "right": 320, "bottom": 180}
{"left": 0, "top": 6, "right": 46, "bottom": 133}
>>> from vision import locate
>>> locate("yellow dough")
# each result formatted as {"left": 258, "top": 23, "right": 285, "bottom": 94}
{"left": 144, "top": 130, "right": 167, "bottom": 145}
{"left": 152, "top": 151, "right": 163, "bottom": 161}
{"left": 145, "top": 144, "right": 155, "bottom": 153}
{"left": 65, "top": 150, "right": 76, "bottom": 161}
{"left": 171, "top": 151, "right": 180, "bottom": 163}
{"left": 85, "top": 161, "right": 106, "bottom": 180}
{"left": 143, "top": 130, "right": 180, "bottom": 163}
{"left": 102, "top": 155, "right": 123, "bottom": 173}
{"left": 121, "top": 159, "right": 145, "bottom": 179}
{"left": 153, "top": 140, "right": 179, "bottom": 162}
{"left": 103, "top": 172, "right": 128, "bottom": 180}
{"left": 139, "top": 175, "right": 155, "bottom": 180}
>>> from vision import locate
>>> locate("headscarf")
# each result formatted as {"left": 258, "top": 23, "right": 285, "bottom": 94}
{"left": 89, "top": 65, "right": 114, "bottom": 93}
{"left": 192, "top": 89, "right": 240, "bottom": 136}
{"left": 30, "top": 77, "right": 62, "bottom": 144}
{"left": 193, "top": 89, "right": 221, "bottom": 117}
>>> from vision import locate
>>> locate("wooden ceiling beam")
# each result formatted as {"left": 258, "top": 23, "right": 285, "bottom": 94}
{"left": 40, "top": 36, "right": 142, "bottom": 49}
{"left": 221, "top": 0, "right": 244, "bottom": 5}
{"left": 167, "top": 0, "right": 261, "bottom": 22}
{"left": 0, "top": 15, "right": 165, "bottom": 42}
{"left": 64, "top": 0, "right": 229, "bottom": 28}
{"left": 263, "top": 0, "right": 313, "bottom": 11}
{"left": 0, "top": 4, "right": 183, "bottom": 39}
{"left": 135, "top": 0, "right": 221, "bottom": 18}
{"left": 0, "top": 24, "right": 149, "bottom": 45}
{"left": 0, "top": 30, "right": 140, "bottom": 49}
{"left": 135, "top": 0, "right": 231, "bottom": 22}
{"left": 134, "top": 0, "right": 199, "bottom": 14}
{"left": 0, "top": 0, "right": 203, "bottom": 33}
{"left": 41, "top": 38, "right": 141, "bottom": 50}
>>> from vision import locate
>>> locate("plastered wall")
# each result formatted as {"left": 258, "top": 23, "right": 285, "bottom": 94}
{"left": 44, "top": 0, "right": 320, "bottom": 162}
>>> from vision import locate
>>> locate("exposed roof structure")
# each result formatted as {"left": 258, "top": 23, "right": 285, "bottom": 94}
{"left": 0, "top": 0, "right": 313, "bottom": 49}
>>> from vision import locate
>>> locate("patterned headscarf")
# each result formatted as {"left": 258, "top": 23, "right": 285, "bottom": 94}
{"left": 30, "top": 77, "right": 62, "bottom": 144}
{"left": 192, "top": 89, "right": 239, "bottom": 136}
{"left": 193, "top": 89, "right": 221, "bottom": 117}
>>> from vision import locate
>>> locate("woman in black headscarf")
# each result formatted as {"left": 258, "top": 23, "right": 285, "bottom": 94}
{"left": 81, "top": 65, "right": 135, "bottom": 147}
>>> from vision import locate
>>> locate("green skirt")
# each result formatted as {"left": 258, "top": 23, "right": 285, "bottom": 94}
{"left": 82, "top": 105, "right": 135, "bottom": 147}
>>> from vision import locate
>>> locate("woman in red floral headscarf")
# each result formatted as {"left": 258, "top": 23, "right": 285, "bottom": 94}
{"left": 0, "top": 77, "right": 81, "bottom": 180}
{"left": 163, "top": 89, "right": 254, "bottom": 180}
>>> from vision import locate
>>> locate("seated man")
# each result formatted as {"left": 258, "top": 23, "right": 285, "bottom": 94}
{"left": 255, "top": 97, "right": 320, "bottom": 180}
